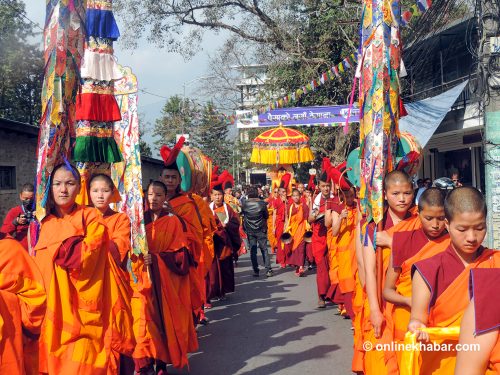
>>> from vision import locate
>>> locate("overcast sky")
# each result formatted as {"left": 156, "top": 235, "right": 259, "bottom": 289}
{"left": 24, "top": 2, "right": 228, "bottom": 152}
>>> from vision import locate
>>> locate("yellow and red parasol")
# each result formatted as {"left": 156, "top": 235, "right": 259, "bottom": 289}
{"left": 250, "top": 125, "right": 314, "bottom": 165}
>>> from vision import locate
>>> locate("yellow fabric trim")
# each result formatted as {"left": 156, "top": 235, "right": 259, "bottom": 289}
{"left": 400, "top": 327, "right": 460, "bottom": 375}
{"left": 250, "top": 147, "right": 314, "bottom": 164}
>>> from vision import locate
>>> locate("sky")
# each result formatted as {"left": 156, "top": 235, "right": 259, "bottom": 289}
{"left": 24, "top": 1, "right": 228, "bottom": 154}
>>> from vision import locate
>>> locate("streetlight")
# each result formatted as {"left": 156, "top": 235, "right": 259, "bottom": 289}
{"left": 181, "top": 75, "right": 216, "bottom": 135}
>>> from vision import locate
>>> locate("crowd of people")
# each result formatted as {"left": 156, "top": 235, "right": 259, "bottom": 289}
{"left": 0, "top": 145, "right": 498, "bottom": 374}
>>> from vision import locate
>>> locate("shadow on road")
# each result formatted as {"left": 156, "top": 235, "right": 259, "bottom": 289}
{"left": 169, "top": 255, "right": 342, "bottom": 374}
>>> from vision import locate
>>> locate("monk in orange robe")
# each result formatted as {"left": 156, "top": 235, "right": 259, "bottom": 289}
{"left": 33, "top": 164, "right": 134, "bottom": 375}
{"left": 190, "top": 193, "right": 216, "bottom": 319}
{"left": 266, "top": 186, "right": 278, "bottom": 254}
{"left": 327, "top": 186, "right": 358, "bottom": 319}
{"left": 456, "top": 268, "right": 500, "bottom": 375}
{"left": 88, "top": 173, "right": 135, "bottom": 373}
{"left": 160, "top": 142, "right": 204, "bottom": 317}
{"left": 362, "top": 170, "right": 416, "bottom": 375}
{"left": 383, "top": 188, "right": 450, "bottom": 370}
{"left": 207, "top": 184, "right": 242, "bottom": 301}
{"left": 0, "top": 232, "right": 46, "bottom": 375}
{"left": 285, "top": 188, "right": 309, "bottom": 276}
{"left": 274, "top": 184, "right": 289, "bottom": 267}
{"left": 352, "top": 214, "right": 366, "bottom": 374}
{"left": 407, "top": 187, "right": 500, "bottom": 374}
{"left": 141, "top": 181, "right": 199, "bottom": 372}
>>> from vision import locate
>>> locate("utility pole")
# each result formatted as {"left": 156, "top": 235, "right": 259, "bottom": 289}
{"left": 477, "top": 0, "right": 500, "bottom": 247}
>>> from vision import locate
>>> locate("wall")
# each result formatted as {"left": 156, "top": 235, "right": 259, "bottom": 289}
{"left": 0, "top": 129, "right": 38, "bottom": 221}
{"left": 141, "top": 157, "right": 164, "bottom": 189}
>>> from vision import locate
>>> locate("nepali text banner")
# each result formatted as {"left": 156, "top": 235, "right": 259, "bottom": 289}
{"left": 257, "top": 105, "right": 360, "bottom": 127}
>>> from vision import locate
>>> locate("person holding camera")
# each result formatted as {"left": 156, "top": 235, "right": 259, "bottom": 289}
{"left": 1, "top": 183, "right": 35, "bottom": 251}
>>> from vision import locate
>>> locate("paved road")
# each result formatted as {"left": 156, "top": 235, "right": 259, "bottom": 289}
{"left": 170, "top": 253, "right": 354, "bottom": 375}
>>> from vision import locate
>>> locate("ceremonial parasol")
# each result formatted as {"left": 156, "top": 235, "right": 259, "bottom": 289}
{"left": 250, "top": 125, "right": 314, "bottom": 165}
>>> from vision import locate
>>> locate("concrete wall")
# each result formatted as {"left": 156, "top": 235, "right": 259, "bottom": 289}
{"left": 0, "top": 128, "right": 38, "bottom": 221}
{"left": 141, "top": 157, "right": 164, "bottom": 190}
{"left": 0, "top": 119, "right": 165, "bottom": 222}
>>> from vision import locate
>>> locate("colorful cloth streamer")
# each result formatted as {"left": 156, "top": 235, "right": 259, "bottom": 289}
{"left": 36, "top": 0, "right": 86, "bottom": 221}
{"left": 111, "top": 65, "right": 149, "bottom": 256}
{"left": 358, "top": 0, "right": 402, "bottom": 223}
{"left": 74, "top": 0, "right": 123, "bottom": 164}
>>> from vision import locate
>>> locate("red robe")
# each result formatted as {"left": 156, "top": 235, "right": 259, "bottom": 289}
{"left": 207, "top": 203, "right": 242, "bottom": 300}
{"left": 1, "top": 205, "right": 30, "bottom": 251}
{"left": 273, "top": 197, "right": 288, "bottom": 265}
{"left": 403, "top": 246, "right": 500, "bottom": 374}
{"left": 144, "top": 210, "right": 199, "bottom": 369}
{"left": 311, "top": 195, "right": 331, "bottom": 297}
{"left": 468, "top": 268, "right": 500, "bottom": 373}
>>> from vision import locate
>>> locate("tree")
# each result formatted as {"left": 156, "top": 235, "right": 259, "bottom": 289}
{"left": 0, "top": 0, "right": 43, "bottom": 124}
{"left": 138, "top": 112, "right": 153, "bottom": 157}
{"left": 193, "top": 102, "right": 233, "bottom": 169}
{"left": 153, "top": 95, "right": 198, "bottom": 147}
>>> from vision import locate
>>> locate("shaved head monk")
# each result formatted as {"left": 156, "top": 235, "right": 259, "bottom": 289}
{"left": 383, "top": 188, "right": 450, "bottom": 370}
{"left": 407, "top": 187, "right": 500, "bottom": 374}
{"left": 308, "top": 170, "right": 335, "bottom": 308}
{"left": 362, "top": 170, "right": 416, "bottom": 374}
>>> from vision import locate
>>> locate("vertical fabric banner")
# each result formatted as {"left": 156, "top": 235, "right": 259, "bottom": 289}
{"left": 358, "top": 0, "right": 402, "bottom": 223}
{"left": 36, "top": 1, "right": 86, "bottom": 220}
{"left": 112, "top": 65, "right": 148, "bottom": 255}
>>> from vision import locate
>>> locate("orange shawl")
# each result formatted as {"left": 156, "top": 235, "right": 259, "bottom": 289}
{"left": 145, "top": 213, "right": 199, "bottom": 369}
{"left": 33, "top": 206, "right": 134, "bottom": 375}
{"left": 335, "top": 205, "right": 358, "bottom": 294}
{"left": 401, "top": 250, "right": 500, "bottom": 375}
{"left": 362, "top": 213, "right": 420, "bottom": 375}
{"left": 0, "top": 236, "right": 46, "bottom": 375}
{"left": 391, "top": 234, "right": 451, "bottom": 342}
{"left": 287, "top": 203, "right": 308, "bottom": 252}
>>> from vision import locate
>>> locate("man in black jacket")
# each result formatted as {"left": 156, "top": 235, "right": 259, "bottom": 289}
{"left": 241, "top": 186, "right": 273, "bottom": 277}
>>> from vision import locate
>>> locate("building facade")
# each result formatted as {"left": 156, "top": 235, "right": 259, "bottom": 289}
{"left": 403, "top": 17, "right": 484, "bottom": 189}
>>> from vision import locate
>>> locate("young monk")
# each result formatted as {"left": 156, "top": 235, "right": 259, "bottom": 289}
{"left": 308, "top": 171, "right": 334, "bottom": 308}
{"left": 362, "top": 170, "right": 416, "bottom": 375}
{"left": 285, "top": 188, "right": 309, "bottom": 276}
{"left": 33, "top": 163, "right": 134, "bottom": 375}
{"left": 327, "top": 186, "right": 357, "bottom": 319}
{"left": 0, "top": 231, "right": 46, "bottom": 374}
{"left": 207, "top": 184, "right": 242, "bottom": 301}
{"left": 455, "top": 268, "right": 500, "bottom": 374}
{"left": 160, "top": 139, "right": 204, "bottom": 318}
{"left": 407, "top": 187, "right": 500, "bottom": 374}
{"left": 142, "top": 181, "right": 198, "bottom": 372}
{"left": 383, "top": 188, "right": 450, "bottom": 369}
{"left": 88, "top": 174, "right": 135, "bottom": 372}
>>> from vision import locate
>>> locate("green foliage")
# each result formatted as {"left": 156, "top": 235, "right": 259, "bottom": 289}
{"left": 153, "top": 95, "right": 198, "bottom": 147}
{"left": 263, "top": 1, "right": 360, "bottom": 163}
{"left": 193, "top": 102, "right": 233, "bottom": 170}
{"left": 0, "top": 0, "right": 43, "bottom": 124}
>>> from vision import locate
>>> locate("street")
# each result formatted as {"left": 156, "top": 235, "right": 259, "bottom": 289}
{"left": 170, "top": 254, "right": 354, "bottom": 374}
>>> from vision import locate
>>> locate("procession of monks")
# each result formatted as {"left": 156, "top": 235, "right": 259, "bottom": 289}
{"left": 1, "top": 139, "right": 499, "bottom": 374}
{"left": 0, "top": 137, "right": 245, "bottom": 374}
{"left": 267, "top": 158, "right": 499, "bottom": 375}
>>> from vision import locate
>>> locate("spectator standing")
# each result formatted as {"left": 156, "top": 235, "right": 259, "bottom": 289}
{"left": 241, "top": 186, "right": 273, "bottom": 277}
{"left": 1, "top": 183, "right": 35, "bottom": 251}
{"left": 451, "top": 172, "right": 463, "bottom": 187}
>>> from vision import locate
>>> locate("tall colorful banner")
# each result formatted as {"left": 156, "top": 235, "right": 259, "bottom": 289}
{"left": 358, "top": 0, "right": 402, "bottom": 223}
{"left": 36, "top": 1, "right": 86, "bottom": 220}
{"left": 112, "top": 66, "right": 148, "bottom": 255}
